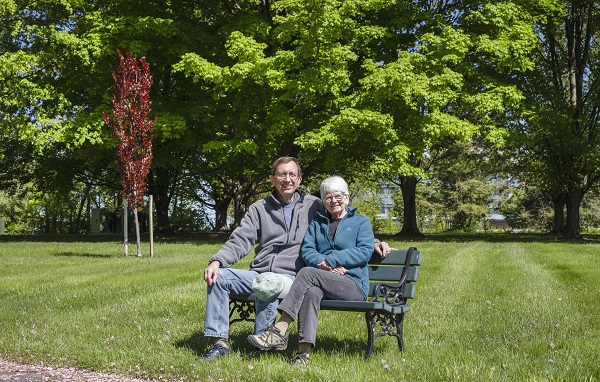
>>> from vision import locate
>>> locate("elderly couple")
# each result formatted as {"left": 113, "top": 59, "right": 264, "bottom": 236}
{"left": 200, "top": 156, "right": 391, "bottom": 365}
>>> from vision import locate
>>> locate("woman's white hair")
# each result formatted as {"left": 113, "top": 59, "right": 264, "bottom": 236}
{"left": 320, "top": 176, "right": 349, "bottom": 199}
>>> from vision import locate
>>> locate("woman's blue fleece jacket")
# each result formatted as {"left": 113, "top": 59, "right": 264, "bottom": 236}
{"left": 301, "top": 206, "right": 375, "bottom": 297}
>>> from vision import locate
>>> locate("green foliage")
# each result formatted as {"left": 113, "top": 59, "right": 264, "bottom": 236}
{"left": 2, "top": 0, "right": 597, "bottom": 237}
{"left": 350, "top": 187, "right": 397, "bottom": 235}
{"left": 0, "top": 187, "right": 28, "bottom": 234}
{"left": 452, "top": 179, "right": 494, "bottom": 230}
{"left": 0, "top": 0, "right": 17, "bottom": 16}
{"left": 412, "top": 142, "right": 501, "bottom": 233}
{"left": 497, "top": 183, "right": 554, "bottom": 232}
{"left": 467, "top": 2, "right": 537, "bottom": 72}
{"left": 411, "top": 184, "right": 446, "bottom": 233}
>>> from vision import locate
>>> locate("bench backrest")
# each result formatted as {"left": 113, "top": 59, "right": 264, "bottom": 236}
{"left": 367, "top": 247, "right": 422, "bottom": 299}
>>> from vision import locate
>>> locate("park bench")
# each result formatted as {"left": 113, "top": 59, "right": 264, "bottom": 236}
{"left": 229, "top": 247, "right": 422, "bottom": 359}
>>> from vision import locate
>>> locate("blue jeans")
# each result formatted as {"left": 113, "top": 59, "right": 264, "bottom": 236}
{"left": 203, "top": 268, "right": 294, "bottom": 339}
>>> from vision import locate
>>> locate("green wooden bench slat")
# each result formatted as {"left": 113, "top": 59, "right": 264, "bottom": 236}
{"left": 400, "top": 283, "right": 416, "bottom": 299}
{"left": 382, "top": 304, "right": 412, "bottom": 314}
{"left": 320, "top": 300, "right": 385, "bottom": 311}
{"left": 369, "top": 249, "right": 423, "bottom": 266}
{"left": 320, "top": 300, "right": 411, "bottom": 314}
{"left": 369, "top": 266, "right": 419, "bottom": 283}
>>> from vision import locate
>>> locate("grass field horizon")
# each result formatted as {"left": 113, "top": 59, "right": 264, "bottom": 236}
{"left": 1, "top": 235, "right": 598, "bottom": 381}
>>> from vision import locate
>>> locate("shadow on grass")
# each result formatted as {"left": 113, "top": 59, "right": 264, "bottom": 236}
{"left": 176, "top": 330, "right": 373, "bottom": 359}
{"left": 175, "top": 330, "right": 205, "bottom": 358}
{"left": 0, "top": 232, "right": 229, "bottom": 244}
{"left": 52, "top": 251, "right": 114, "bottom": 258}
{"left": 376, "top": 232, "right": 600, "bottom": 244}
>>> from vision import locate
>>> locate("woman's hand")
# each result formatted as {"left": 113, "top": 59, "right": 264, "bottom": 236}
{"left": 331, "top": 266, "right": 348, "bottom": 275}
{"left": 317, "top": 261, "right": 333, "bottom": 271}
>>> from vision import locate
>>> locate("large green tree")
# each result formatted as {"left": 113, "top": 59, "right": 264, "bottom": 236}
{"left": 513, "top": 0, "right": 600, "bottom": 238}
{"left": 2, "top": 0, "right": 271, "bottom": 232}
{"left": 61, "top": 0, "right": 217, "bottom": 233}
{"left": 0, "top": 0, "right": 101, "bottom": 233}
{"left": 176, "top": 1, "right": 538, "bottom": 236}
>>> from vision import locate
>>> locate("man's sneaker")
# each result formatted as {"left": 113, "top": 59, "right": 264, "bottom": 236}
{"left": 247, "top": 325, "right": 288, "bottom": 351}
{"left": 198, "top": 344, "right": 231, "bottom": 361}
{"left": 291, "top": 352, "right": 310, "bottom": 365}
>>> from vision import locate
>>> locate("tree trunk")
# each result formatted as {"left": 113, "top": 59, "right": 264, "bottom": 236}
{"left": 549, "top": 193, "right": 566, "bottom": 234}
{"left": 76, "top": 183, "right": 92, "bottom": 233}
{"left": 398, "top": 175, "right": 423, "bottom": 237}
{"left": 564, "top": 188, "right": 583, "bottom": 239}
{"left": 147, "top": 168, "right": 173, "bottom": 234}
{"left": 213, "top": 197, "right": 232, "bottom": 232}
{"left": 232, "top": 180, "right": 257, "bottom": 228}
{"left": 153, "top": 189, "right": 171, "bottom": 234}
{"left": 232, "top": 192, "right": 247, "bottom": 229}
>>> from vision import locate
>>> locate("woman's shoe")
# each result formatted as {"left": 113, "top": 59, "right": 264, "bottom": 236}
{"left": 291, "top": 352, "right": 310, "bottom": 365}
{"left": 247, "top": 325, "right": 288, "bottom": 351}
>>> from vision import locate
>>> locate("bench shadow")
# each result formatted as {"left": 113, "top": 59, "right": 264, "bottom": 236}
{"left": 175, "top": 330, "right": 264, "bottom": 358}
{"left": 174, "top": 330, "right": 205, "bottom": 357}
{"left": 175, "top": 330, "right": 369, "bottom": 359}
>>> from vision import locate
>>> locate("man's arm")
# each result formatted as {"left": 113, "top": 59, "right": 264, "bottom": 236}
{"left": 209, "top": 205, "right": 260, "bottom": 268}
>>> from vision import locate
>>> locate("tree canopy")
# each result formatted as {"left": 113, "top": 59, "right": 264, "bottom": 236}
{"left": 1, "top": 0, "right": 599, "bottom": 238}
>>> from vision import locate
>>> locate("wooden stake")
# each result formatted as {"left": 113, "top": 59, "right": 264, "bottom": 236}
{"left": 123, "top": 197, "right": 128, "bottom": 256}
{"left": 149, "top": 195, "right": 154, "bottom": 257}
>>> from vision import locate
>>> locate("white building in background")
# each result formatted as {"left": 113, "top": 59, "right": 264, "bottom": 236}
{"left": 379, "top": 184, "right": 396, "bottom": 216}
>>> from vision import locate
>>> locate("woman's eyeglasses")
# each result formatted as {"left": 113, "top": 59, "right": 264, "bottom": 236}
{"left": 323, "top": 194, "right": 346, "bottom": 202}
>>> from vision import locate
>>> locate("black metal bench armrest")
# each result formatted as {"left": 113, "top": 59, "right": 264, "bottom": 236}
{"left": 369, "top": 282, "right": 406, "bottom": 306}
{"left": 369, "top": 247, "right": 417, "bottom": 306}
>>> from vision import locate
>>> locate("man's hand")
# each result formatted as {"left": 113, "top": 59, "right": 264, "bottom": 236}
{"left": 374, "top": 241, "right": 394, "bottom": 258}
{"left": 204, "top": 261, "right": 221, "bottom": 285}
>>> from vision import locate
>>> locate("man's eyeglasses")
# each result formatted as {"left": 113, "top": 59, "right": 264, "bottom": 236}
{"left": 274, "top": 172, "right": 299, "bottom": 180}
{"left": 323, "top": 194, "right": 346, "bottom": 202}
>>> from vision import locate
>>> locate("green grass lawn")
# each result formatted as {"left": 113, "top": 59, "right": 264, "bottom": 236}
{"left": 1, "top": 236, "right": 599, "bottom": 381}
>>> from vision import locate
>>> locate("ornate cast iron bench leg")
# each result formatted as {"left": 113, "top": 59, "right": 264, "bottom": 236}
{"left": 365, "top": 310, "right": 376, "bottom": 359}
{"left": 364, "top": 310, "right": 405, "bottom": 359}
{"left": 395, "top": 313, "right": 405, "bottom": 351}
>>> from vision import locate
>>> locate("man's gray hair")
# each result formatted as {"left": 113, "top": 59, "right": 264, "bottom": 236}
{"left": 271, "top": 156, "right": 302, "bottom": 177}
{"left": 320, "top": 176, "right": 349, "bottom": 199}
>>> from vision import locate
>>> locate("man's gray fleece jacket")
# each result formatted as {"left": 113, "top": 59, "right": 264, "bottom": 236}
{"left": 209, "top": 190, "right": 324, "bottom": 276}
